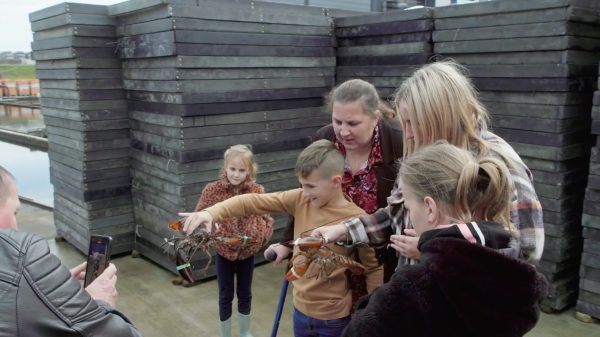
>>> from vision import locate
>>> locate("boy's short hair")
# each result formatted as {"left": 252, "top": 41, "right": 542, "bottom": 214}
{"left": 295, "top": 140, "right": 344, "bottom": 179}
{"left": 0, "top": 166, "right": 15, "bottom": 205}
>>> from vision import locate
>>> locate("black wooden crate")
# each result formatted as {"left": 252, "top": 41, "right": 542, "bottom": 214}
{"left": 30, "top": 3, "right": 135, "bottom": 257}
{"left": 111, "top": 0, "right": 338, "bottom": 281}
{"left": 431, "top": 1, "right": 600, "bottom": 313}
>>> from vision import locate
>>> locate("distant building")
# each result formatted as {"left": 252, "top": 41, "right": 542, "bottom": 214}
{"left": 0, "top": 51, "right": 34, "bottom": 64}
{"left": 0, "top": 51, "right": 15, "bottom": 61}
{"left": 13, "top": 51, "right": 27, "bottom": 60}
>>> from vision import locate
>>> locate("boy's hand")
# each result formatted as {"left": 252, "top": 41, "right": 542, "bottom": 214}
{"left": 179, "top": 211, "right": 213, "bottom": 234}
{"left": 264, "top": 243, "right": 291, "bottom": 265}
{"left": 310, "top": 223, "right": 348, "bottom": 243}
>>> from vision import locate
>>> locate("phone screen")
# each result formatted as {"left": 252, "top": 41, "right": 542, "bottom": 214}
{"left": 83, "top": 235, "right": 112, "bottom": 287}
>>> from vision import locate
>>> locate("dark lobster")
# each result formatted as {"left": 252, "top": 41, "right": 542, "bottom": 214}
{"left": 285, "top": 236, "right": 365, "bottom": 281}
{"left": 163, "top": 218, "right": 252, "bottom": 284}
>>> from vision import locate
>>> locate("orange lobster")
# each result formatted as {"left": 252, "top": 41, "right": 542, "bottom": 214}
{"left": 285, "top": 236, "right": 365, "bottom": 281}
{"left": 164, "top": 218, "right": 252, "bottom": 284}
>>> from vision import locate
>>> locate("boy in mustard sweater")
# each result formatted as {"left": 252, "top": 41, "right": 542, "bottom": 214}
{"left": 181, "top": 140, "right": 383, "bottom": 337}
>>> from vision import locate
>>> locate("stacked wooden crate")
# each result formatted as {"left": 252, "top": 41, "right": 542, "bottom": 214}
{"left": 434, "top": 0, "right": 600, "bottom": 311}
{"left": 578, "top": 63, "right": 600, "bottom": 320}
{"left": 334, "top": 7, "right": 434, "bottom": 98}
{"left": 109, "top": 0, "right": 337, "bottom": 279}
{"left": 29, "top": 3, "right": 135, "bottom": 255}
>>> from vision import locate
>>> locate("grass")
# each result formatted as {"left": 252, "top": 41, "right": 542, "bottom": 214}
{"left": 0, "top": 64, "right": 36, "bottom": 80}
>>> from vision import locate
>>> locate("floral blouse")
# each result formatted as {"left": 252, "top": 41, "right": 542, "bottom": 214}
{"left": 335, "top": 126, "right": 383, "bottom": 214}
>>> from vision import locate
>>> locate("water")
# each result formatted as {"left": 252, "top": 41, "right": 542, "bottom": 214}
{"left": 0, "top": 103, "right": 44, "bottom": 133}
{"left": 0, "top": 103, "right": 53, "bottom": 207}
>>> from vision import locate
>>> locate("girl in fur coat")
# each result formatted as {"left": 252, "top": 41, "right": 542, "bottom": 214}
{"left": 342, "top": 142, "right": 547, "bottom": 337}
{"left": 194, "top": 145, "right": 273, "bottom": 337}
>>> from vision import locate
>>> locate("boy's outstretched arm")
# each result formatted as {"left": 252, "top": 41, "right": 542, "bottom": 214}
{"left": 179, "top": 211, "right": 213, "bottom": 234}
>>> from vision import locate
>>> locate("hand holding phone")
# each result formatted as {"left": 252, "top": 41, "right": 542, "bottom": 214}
{"left": 85, "top": 263, "right": 118, "bottom": 307}
{"left": 70, "top": 262, "right": 87, "bottom": 281}
{"left": 84, "top": 235, "right": 113, "bottom": 288}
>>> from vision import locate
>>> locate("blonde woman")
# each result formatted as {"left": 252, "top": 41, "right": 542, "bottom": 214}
{"left": 341, "top": 142, "right": 547, "bottom": 337}
{"left": 313, "top": 61, "right": 544, "bottom": 265}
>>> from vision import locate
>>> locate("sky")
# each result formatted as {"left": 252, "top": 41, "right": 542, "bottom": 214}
{"left": 2, "top": 0, "right": 122, "bottom": 52}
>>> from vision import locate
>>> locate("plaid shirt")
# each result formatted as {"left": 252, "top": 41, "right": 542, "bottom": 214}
{"left": 344, "top": 130, "right": 544, "bottom": 264}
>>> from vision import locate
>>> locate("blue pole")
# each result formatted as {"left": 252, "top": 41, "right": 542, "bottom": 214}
{"left": 270, "top": 278, "right": 289, "bottom": 337}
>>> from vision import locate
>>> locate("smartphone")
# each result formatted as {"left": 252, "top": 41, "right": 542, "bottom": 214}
{"left": 83, "top": 235, "right": 113, "bottom": 287}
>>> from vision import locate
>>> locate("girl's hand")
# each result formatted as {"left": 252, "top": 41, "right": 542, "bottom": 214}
{"left": 390, "top": 228, "right": 420, "bottom": 260}
{"left": 179, "top": 211, "right": 214, "bottom": 234}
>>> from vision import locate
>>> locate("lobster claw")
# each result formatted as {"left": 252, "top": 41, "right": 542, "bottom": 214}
{"left": 293, "top": 236, "right": 326, "bottom": 252}
{"left": 285, "top": 255, "right": 312, "bottom": 281}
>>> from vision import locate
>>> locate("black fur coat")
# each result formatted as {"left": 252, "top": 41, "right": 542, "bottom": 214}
{"left": 342, "top": 222, "right": 548, "bottom": 337}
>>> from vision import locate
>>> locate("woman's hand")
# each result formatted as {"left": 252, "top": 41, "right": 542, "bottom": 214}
{"left": 85, "top": 263, "right": 118, "bottom": 307}
{"left": 178, "top": 211, "right": 213, "bottom": 234}
{"left": 310, "top": 224, "right": 348, "bottom": 243}
{"left": 390, "top": 228, "right": 420, "bottom": 260}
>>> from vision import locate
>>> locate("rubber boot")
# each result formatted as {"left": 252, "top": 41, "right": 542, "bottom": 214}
{"left": 219, "top": 317, "right": 231, "bottom": 337}
{"left": 238, "top": 312, "right": 254, "bottom": 337}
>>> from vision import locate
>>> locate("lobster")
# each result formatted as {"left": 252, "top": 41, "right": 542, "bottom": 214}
{"left": 163, "top": 218, "right": 251, "bottom": 285}
{"left": 285, "top": 236, "right": 365, "bottom": 281}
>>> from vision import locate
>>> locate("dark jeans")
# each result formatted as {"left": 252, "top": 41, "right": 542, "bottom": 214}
{"left": 216, "top": 254, "right": 254, "bottom": 321}
{"left": 293, "top": 308, "right": 350, "bottom": 337}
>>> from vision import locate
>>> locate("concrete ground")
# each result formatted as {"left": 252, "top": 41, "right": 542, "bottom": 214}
{"left": 16, "top": 201, "right": 599, "bottom": 337}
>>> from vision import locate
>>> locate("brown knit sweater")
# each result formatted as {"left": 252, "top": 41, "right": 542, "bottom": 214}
{"left": 194, "top": 173, "right": 273, "bottom": 261}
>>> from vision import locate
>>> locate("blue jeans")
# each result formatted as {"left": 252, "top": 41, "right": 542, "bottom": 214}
{"left": 293, "top": 308, "right": 350, "bottom": 337}
{"left": 216, "top": 254, "right": 254, "bottom": 321}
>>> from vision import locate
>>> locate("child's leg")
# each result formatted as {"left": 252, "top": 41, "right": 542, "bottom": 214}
{"left": 235, "top": 255, "right": 255, "bottom": 314}
{"left": 293, "top": 308, "right": 350, "bottom": 337}
{"left": 216, "top": 254, "right": 236, "bottom": 321}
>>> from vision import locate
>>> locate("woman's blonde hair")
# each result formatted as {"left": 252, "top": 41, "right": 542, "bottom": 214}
{"left": 394, "top": 60, "right": 490, "bottom": 157}
{"left": 326, "top": 79, "right": 391, "bottom": 118}
{"left": 223, "top": 144, "right": 257, "bottom": 181}
{"left": 400, "top": 142, "right": 515, "bottom": 234}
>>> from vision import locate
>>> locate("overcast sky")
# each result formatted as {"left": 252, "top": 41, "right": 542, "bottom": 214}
{"left": 2, "top": 0, "right": 121, "bottom": 52}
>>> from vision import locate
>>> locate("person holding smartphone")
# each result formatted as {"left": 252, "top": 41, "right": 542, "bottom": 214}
{"left": 0, "top": 165, "right": 144, "bottom": 337}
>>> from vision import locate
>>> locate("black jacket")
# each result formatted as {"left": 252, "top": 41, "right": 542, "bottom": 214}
{"left": 0, "top": 229, "right": 143, "bottom": 337}
{"left": 342, "top": 222, "right": 548, "bottom": 337}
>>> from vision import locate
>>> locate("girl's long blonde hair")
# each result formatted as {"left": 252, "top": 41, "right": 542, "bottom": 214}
{"left": 394, "top": 60, "right": 490, "bottom": 158}
{"left": 400, "top": 142, "right": 516, "bottom": 235}
{"left": 224, "top": 145, "right": 257, "bottom": 181}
